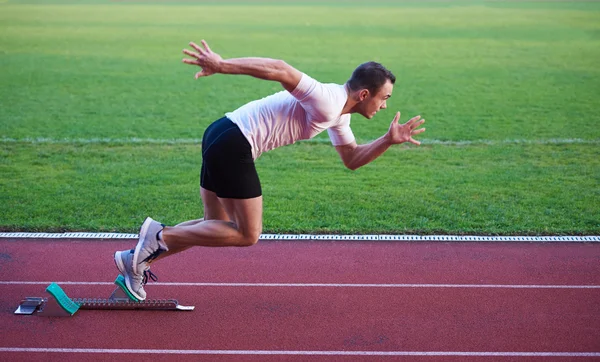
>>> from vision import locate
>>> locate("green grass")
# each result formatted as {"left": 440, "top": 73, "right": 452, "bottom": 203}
{"left": 1, "top": 1, "right": 599, "bottom": 234}
{"left": 2, "top": 142, "right": 598, "bottom": 234}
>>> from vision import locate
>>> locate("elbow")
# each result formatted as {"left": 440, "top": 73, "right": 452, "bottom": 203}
{"left": 275, "top": 59, "right": 291, "bottom": 71}
{"left": 344, "top": 161, "right": 359, "bottom": 171}
{"left": 272, "top": 59, "right": 290, "bottom": 78}
{"left": 337, "top": 143, "right": 360, "bottom": 171}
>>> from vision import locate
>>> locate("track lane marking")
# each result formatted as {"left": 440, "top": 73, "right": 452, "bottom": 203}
{"left": 1, "top": 232, "right": 598, "bottom": 242}
{"left": 0, "top": 348, "right": 598, "bottom": 357}
{"left": 1, "top": 281, "right": 599, "bottom": 289}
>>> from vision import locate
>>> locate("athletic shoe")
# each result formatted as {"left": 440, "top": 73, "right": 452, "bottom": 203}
{"left": 133, "top": 217, "right": 168, "bottom": 275}
{"left": 114, "top": 249, "right": 147, "bottom": 300}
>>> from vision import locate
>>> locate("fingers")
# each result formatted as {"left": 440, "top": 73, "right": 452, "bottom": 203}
{"left": 402, "top": 114, "right": 425, "bottom": 130}
{"left": 388, "top": 112, "right": 426, "bottom": 146}
{"left": 405, "top": 115, "right": 421, "bottom": 127}
{"left": 409, "top": 126, "right": 426, "bottom": 146}
{"left": 182, "top": 58, "right": 200, "bottom": 65}
{"left": 409, "top": 138, "right": 421, "bottom": 146}
{"left": 182, "top": 45, "right": 204, "bottom": 73}
{"left": 182, "top": 48, "right": 199, "bottom": 59}
{"left": 408, "top": 115, "right": 425, "bottom": 146}
{"left": 411, "top": 118, "right": 425, "bottom": 130}
{"left": 411, "top": 128, "right": 426, "bottom": 136}
{"left": 201, "top": 39, "right": 211, "bottom": 53}
{"left": 184, "top": 40, "right": 209, "bottom": 61}
{"left": 183, "top": 40, "right": 213, "bottom": 79}
{"left": 188, "top": 40, "right": 211, "bottom": 55}
{"left": 189, "top": 41, "right": 205, "bottom": 54}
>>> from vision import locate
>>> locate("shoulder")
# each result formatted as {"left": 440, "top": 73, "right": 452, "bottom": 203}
{"left": 290, "top": 73, "right": 317, "bottom": 100}
{"left": 290, "top": 75, "right": 347, "bottom": 121}
{"left": 291, "top": 74, "right": 344, "bottom": 100}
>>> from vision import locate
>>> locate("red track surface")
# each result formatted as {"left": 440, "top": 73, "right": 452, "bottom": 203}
{"left": 1, "top": 238, "right": 599, "bottom": 361}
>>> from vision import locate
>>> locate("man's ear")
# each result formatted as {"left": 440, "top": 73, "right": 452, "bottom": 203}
{"left": 359, "top": 89, "right": 370, "bottom": 101}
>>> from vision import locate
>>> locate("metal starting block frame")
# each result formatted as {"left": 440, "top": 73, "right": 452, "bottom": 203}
{"left": 14, "top": 275, "right": 194, "bottom": 316}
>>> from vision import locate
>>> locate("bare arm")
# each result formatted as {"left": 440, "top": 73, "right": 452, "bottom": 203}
{"left": 182, "top": 40, "right": 302, "bottom": 93}
{"left": 335, "top": 112, "right": 425, "bottom": 170}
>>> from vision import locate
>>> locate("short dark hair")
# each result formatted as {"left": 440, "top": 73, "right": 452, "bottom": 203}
{"left": 347, "top": 61, "right": 396, "bottom": 95}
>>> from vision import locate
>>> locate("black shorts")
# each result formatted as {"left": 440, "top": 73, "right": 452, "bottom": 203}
{"left": 200, "top": 117, "right": 262, "bottom": 199}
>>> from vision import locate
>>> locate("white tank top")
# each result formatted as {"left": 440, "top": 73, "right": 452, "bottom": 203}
{"left": 226, "top": 73, "right": 355, "bottom": 159}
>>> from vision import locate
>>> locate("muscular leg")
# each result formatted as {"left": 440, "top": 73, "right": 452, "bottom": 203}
{"left": 162, "top": 189, "right": 262, "bottom": 248}
{"left": 174, "top": 219, "right": 205, "bottom": 227}
{"left": 153, "top": 187, "right": 261, "bottom": 262}
{"left": 152, "top": 187, "right": 232, "bottom": 261}
{"left": 150, "top": 117, "right": 262, "bottom": 259}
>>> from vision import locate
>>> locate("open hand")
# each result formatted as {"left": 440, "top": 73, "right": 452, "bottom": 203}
{"left": 386, "top": 112, "right": 426, "bottom": 145}
{"left": 182, "top": 40, "right": 223, "bottom": 79}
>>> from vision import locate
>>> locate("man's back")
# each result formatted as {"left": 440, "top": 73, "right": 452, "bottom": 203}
{"left": 227, "top": 73, "right": 354, "bottom": 159}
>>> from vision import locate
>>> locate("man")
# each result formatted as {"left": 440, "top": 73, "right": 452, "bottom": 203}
{"left": 114, "top": 40, "right": 426, "bottom": 300}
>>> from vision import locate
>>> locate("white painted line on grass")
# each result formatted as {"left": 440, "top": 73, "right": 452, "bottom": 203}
{"left": 0, "top": 348, "right": 598, "bottom": 357}
{"left": 1, "top": 281, "right": 599, "bottom": 289}
{"left": 3, "top": 136, "right": 599, "bottom": 146}
{"left": 0, "top": 232, "right": 598, "bottom": 242}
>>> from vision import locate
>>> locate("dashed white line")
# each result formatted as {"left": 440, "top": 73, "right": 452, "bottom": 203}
{"left": 1, "top": 232, "right": 598, "bottom": 242}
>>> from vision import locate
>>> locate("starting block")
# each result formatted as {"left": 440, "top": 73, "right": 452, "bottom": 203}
{"left": 14, "top": 275, "right": 194, "bottom": 317}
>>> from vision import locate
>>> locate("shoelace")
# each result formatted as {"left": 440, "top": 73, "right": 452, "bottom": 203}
{"left": 142, "top": 248, "right": 166, "bottom": 264}
{"left": 142, "top": 269, "right": 158, "bottom": 285}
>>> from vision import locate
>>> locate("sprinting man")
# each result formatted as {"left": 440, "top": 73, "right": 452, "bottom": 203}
{"left": 114, "top": 40, "right": 426, "bottom": 300}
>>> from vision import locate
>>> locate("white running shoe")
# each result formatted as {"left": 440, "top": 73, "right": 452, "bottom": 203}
{"left": 114, "top": 249, "right": 146, "bottom": 301}
{"left": 133, "top": 217, "right": 168, "bottom": 275}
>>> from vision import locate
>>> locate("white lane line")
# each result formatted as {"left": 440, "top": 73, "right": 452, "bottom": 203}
{"left": 1, "top": 232, "right": 598, "bottom": 242}
{"left": 1, "top": 281, "right": 599, "bottom": 289}
{"left": 0, "top": 348, "right": 598, "bottom": 357}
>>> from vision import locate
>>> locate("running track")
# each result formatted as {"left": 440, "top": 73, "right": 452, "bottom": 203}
{"left": 1, "top": 238, "right": 599, "bottom": 361}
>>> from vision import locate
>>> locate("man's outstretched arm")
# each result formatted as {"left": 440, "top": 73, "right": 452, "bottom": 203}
{"left": 182, "top": 40, "right": 303, "bottom": 93}
{"left": 335, "top": 112, "right": 426, "bottom": 171}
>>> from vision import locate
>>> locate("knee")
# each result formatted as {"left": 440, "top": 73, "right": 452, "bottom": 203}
{"left": 239, "top": 229, "right": 261, "bottom": 247}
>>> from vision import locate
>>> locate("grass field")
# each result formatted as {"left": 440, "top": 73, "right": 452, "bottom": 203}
{"left": 1, "top": 0, "right": 599, "bottom": 234}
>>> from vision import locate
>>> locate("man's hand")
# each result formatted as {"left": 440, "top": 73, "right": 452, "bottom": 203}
{"left": 386, "top": 112, "right": 426, "bottom": 146}
{"left": 181, "top": 40, "right": 301, "bottom": 91}
{"left": 182, "top": 40, "right": 223, "bottom": 79}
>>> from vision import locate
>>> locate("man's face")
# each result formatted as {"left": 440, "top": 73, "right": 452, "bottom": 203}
{"left": 359, "top": 80, "right": 393, "bottom": 119}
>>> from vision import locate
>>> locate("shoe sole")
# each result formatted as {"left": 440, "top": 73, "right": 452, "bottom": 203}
{"left": 133, "top": 217, "right": 153, "bottom": 275}
{"left": 113, "top": 251, "right": 145, "bottom": 301}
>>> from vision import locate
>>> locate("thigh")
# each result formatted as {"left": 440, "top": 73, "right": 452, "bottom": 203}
{"left": 201, "top": 118, "right": 262, "bottom": 199}
{"left": 201, "top": 187, "right": 230, "bottom": 221}
{"left": 173, "top": 188, "right": 229, "bottom": 228}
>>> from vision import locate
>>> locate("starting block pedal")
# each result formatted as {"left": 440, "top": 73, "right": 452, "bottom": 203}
{"left": 14, "top": 275, "right": 194, "bottom": 317}
{"left": 112, "top": 274, "right": 140, "bottom": 302}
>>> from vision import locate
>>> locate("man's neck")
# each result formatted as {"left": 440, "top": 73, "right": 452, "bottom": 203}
{"left": 341, "top": 83, "right": 359, "bottom": 115}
